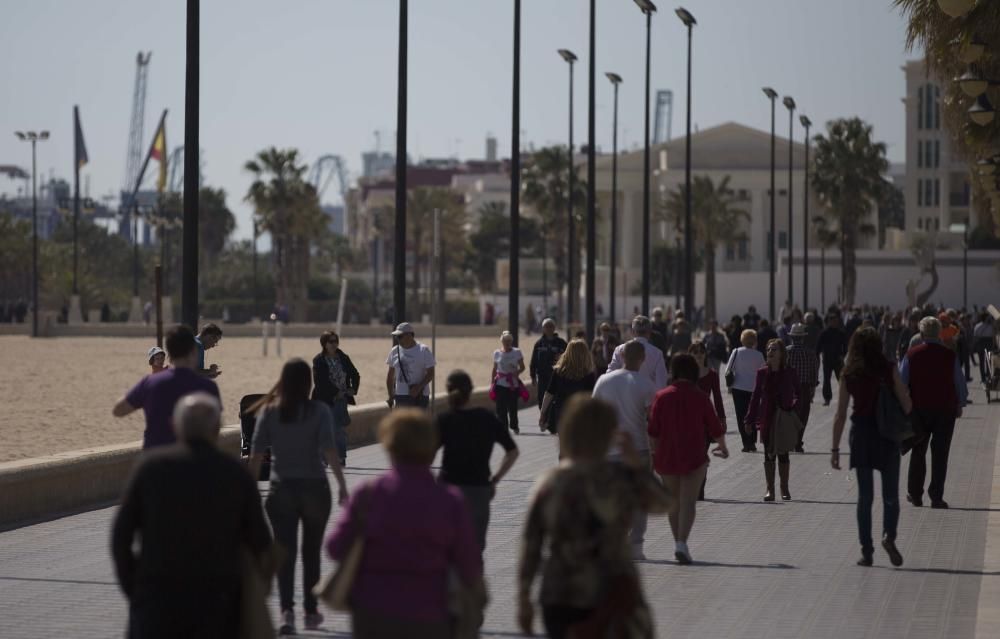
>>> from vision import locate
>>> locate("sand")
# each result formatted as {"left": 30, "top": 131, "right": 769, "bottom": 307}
{"left": 0, "top": 335, "right": 511, "bottom": 463}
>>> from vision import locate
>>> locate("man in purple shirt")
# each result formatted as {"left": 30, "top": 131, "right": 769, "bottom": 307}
{"left": 113, "top": 325, "right": 221, "bottom": 449}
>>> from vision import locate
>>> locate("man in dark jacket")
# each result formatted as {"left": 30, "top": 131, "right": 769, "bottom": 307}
{"left": 817, "top": 313, "right": 847, "bottom": 405}
{"left": 529, "top": 318, "right": 567, "bottom": 409}
{"left": 112, "top": 393, "right": 272, "bottom": 639}
{"left": 756, "top": 319, "right": 778, "bottom": 354}
{"left": 312, "top": 330, "right": 361, "bottom": 466}
{"left": 900, "top": 316, "right": 968, "bottom": 509}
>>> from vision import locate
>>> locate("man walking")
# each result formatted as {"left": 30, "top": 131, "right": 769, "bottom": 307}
{"left": 817, "top": 313, "right": 848, "bottom": 406}
{"left": 529, "top": 318, "right": 567, "bottom": 409}
{"left": 113, "top": 325, "right": 221, "bottom": 449}
{"left": 607, "top": 315, "right": 668, "bottom": 389}
{"left": 593, "top": 340, "right": 656, "bottom": 559}
{"left": 385, "top": 322, "right": 436, "bottom": 409}
{"left": 786, "top": 323, "right": 819, "bottom": 453}
{"left": 112, "top": 393, "right": 273, "bottom": 638}
{"left": 900, "top": 316, "right": 968, "bottom": 509}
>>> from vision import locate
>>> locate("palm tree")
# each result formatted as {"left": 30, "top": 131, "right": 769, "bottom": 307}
{"left": 245, "top": 148, "right": 326, "bottom": 321}
{"left": 659, "top": 175, "right": 749, "bottom": 321}
{"left": 522, "top": 146, "right": 587, "bottom": 316}
{"left": 811, "top": 118, "right": 886, "bottom": 306}
{"left": 406, "top": 187, "right": 467, "bottom": 312}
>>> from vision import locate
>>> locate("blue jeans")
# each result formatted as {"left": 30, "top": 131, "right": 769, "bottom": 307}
{"left": 855, "top": 454, "right": 901, "bottom": 553}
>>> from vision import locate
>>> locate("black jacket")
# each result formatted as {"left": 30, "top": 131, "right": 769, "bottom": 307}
{"left": 817, "top": 326, "right": 848, "bottom": 360}
{"left": 312, "top": 350, "right": 361, "bottom": 406}
{"left": 530, "top": 334, "right": 567, "bottom": 380}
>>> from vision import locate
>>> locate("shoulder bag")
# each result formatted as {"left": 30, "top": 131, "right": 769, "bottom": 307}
{"left": 314, "top": 488, "right": 369, "bottom": 611}
{"left": 725, "top": 349, "right": 738, "bottom": 388}
{"left": 876, "top": 380, "right": 915, "bottom": 454}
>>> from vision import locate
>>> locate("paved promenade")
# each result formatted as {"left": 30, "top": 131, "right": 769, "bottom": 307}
{"left": 0, "top": 381, "right": 997, "bottom": 638}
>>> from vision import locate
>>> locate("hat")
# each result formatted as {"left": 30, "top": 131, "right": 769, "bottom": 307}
{"left": 789, "top": 323, "right": 807, "bottom": 337}
{"left": 391, "top": 322, "right": 415, "bottom": 336}
{"left": 147, "top": 346, "right": 165, "bottom": 363}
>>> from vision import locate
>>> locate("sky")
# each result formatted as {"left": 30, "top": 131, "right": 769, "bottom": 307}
{"left": 1, "top": 0, "right": 919, "bottom": 241}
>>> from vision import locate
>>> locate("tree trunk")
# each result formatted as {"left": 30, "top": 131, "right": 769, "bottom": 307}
{"left": 841, "top": 223, "right": 857, "bottom": 307}
{"left": 704, "top": 243, "right": 717, "bottom": 322}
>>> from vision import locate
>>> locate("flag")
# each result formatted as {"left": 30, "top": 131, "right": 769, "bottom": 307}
{"left": 149, "top": 119, "right": 167, "bottom": 192}
{"left": 74, "top": 106, "right": 88, "bottom": 170}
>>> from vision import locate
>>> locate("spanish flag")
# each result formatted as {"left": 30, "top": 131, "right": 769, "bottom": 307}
{"left": 149, "top": 119, "right": 167, "bottom": 192}
{"left": 74, "top": 106, "right": 88, "bottom": 169}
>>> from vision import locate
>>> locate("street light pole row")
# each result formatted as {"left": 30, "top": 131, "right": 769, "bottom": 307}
{"left": 13, "top": 130, "right": 49, "bottom": 339}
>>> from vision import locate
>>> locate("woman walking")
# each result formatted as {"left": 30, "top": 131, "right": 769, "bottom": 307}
{"left": 648, "top": 354, "right": 729, "bottom": 564}
{"left": 248, "top": 359, "right": 349, "bottom": 636}
{"left": 746, "top": 339, "right": 799, "bottom": 501}
{"left": 831, "top": 327, "right": 912, "bottom": 567}
{"left": 518, "top": 396, "right": 670, "bottom": 639}
{"left": 312, "top": 330, "right": 361, "bottom": 466}
{"left": 437, "top": 370, "right": 520, "bottom": 552}
{"left": 538, "top": 339, "right": 597, "bottom": 435}
{"left": 725, "top": 329, "right": 765, "bottom": 453}
{"left": 689, "top": 341, "right": 727, "bottom": 500}
{"left": 492, "top": 330, "right": 526, "bottom": 433}
{"left": 327, "top": 409, "right": 481, "bottom": 638}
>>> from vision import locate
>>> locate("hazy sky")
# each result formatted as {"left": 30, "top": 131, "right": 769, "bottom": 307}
{"left": 1, "top": 0, "right": 919, "bottom": 240}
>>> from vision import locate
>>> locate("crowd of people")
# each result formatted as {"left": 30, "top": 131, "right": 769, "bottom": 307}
{"left": 108, "top": 299, "right": 990, "bottom": 637}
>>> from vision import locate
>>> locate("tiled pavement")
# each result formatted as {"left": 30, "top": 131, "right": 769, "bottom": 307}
{"left": 0, "top": 381, "right": 998, "bottom": 638}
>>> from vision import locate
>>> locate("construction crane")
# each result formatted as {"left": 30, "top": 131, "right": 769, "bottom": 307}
{"left": 166, "top": 146, "right": 204, "bottom": 193}
{"left": 308, "top": 155, "right": 349, "bottom": 203}
{"left": 653, "top": 89, "right": 673, "bottom": 145}
{"left": 121, "top": 51, "right": 152, "bottom": 241}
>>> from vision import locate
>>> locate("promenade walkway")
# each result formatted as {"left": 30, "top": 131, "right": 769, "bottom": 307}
{"left": 0, "top": 381, "right": 998, "bottom": 638}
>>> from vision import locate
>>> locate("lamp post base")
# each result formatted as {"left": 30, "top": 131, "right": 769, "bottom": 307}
{"left": 67, "top": 295, "right": 84, "bottom": 325}
{"left": 128, "top": 296, "right": 144, "bottom": 324}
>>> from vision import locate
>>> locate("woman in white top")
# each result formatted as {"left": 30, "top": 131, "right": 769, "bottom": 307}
{"left": 725, "top": 329, "right": 766, "bottom": 452}
{"left": 492, "top": 331, "right": 526, "bottom": 434}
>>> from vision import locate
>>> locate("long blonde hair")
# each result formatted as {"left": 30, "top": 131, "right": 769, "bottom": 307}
{"left": 553, "top": 339, "right": 594, "bottom": 380}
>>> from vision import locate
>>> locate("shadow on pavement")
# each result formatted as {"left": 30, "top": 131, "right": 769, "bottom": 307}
{"left": 641, "top": 560, "right": 796, "bottom": 570}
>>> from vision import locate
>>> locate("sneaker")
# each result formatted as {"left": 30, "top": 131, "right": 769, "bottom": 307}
{"left": 278, "top": 609, "right": 295, "bottom": 636}
{"left": 674, "top": 542, "right": 692, "bottom": 565}
{"left": 906, "top": 494, "right": 923, "bottom": 507}
{"left": 304, "top": 611, "right": 324, "bottom": 631}
{"left": 631, "top": 543, "right": 646, "bottom": 561}
{"left": 794, "top": 444, "right": 805, "bottom": 453}
{"left": 857, "top": 551, "right": 873, "bottom": 567}
{"left": 882, "top": 536, "right": 904, "bottom": 567}
{"left": 511, "top": 425, "right": 520, "bottom": 434}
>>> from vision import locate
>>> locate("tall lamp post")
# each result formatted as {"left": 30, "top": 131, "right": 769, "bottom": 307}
{"left": 509, "top": 0, "right": 521, "bottom": 345}
{"left": 606, "top": 72, "right": 622, "bottom": 326}
{"left": 634, "top": 0, "right": 656, "bottom": 316}
{"left": 558, "top": 48, "right": 578, "bottom": 328}
{"left": 393, "top": 0, "right": 408, "bottom": 325}
{"left": 14, "top": 130, "right": 49, "bottom": 338}
{"left": 181, "top": 0, "right": 200, "bottom": 330}
{"left": 762, "top": 87, "right": 778, "bottom": 321}
{"left": 676, "top": 7, "right": 696, "bottom": 319}
{"left": 585, "top": 0, "right": 597, "bottom": 342}
{"left": 799, "top": 115, "right": 811, "bottom": 310}
{"left": 782, "top": 96, "right": 795, "bottom": 310}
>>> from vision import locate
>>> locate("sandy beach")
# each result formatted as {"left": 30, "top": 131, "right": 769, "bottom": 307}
{"left": 0, "top": 335, "right": 513, "bottom": 463}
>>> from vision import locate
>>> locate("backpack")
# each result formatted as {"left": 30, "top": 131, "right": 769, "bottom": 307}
{"left": 876, "top": 381, "right": 915, "bottom": 455}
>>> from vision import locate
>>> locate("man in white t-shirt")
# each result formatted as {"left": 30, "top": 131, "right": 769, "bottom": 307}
{"left": 593, "top": 339, "right": 656, "bottom": 560}
{"left": 385, "top": 323, "right": 436, "bottom": 409}
{"left": 607, "top": 315, "right": 668, "bottom": 389}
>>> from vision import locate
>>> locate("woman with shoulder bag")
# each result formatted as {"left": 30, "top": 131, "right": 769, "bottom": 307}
{"left": 745, "top": 339, "right": 799, "bottom": 501}
{"left": 725, "top": 329, "right": 765, "bottom": 453}
{"left": 831, "top": 327, "right": 912, "bottom": 567}
{"left": 312, "top": 331, "right": 361, "bottom": 467}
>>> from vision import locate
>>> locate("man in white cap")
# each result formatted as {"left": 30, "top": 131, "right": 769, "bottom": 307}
{"left": 385, "top": 322, "right": 436, "bottom": 409}
{"left": 786, "top": 322, "right": 819, "bottom": 452}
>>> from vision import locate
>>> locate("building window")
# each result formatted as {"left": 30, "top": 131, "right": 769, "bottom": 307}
{"left": 934, "top": 140, "right": 940, "bottom": 168}
{"left": 924, "top": 180, "right": 933, "bottom": 207}
{"left": 917, "top": 141, "right": 923, "bottom": 168}
{"left": 917, "top": 179, "right": 924, "bottom": 206}
{"left": 917, "top": 86, "right": 924, "bottom": 131}
{"left": 933, "top": 86, "right": 941, "bottom": 129}
{"left": 725, "top": 243, "right": 735, "bottom": 261}
{"left": 778, "top": 231, "right": 788, "bottom": 250}
{"left": 917, "top": 218, "right": 923, "bottom": 230}
{"left": 933, "top": 179, "right": 940, "bottom": 206}
{"left": 934, "top": 217, "right": 940, "bottom": 231}
{"left": 925, "top": 141, "right": 933, "bottom": 168}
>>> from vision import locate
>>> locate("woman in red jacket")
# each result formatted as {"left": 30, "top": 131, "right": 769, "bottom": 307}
{"left": 746, "top": 339, "right": 799, "bottom": 501}
{"left": 688, "top": 341, "right": 727, "bottom": 500}
{"left": 648, "top": 354, "right": 729, "bottom": 564}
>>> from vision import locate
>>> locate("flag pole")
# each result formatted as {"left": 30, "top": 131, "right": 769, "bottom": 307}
{"left": 72, "top": 106, "right": 81, "bottom": 296}
{"left": 127, "top": 108, "right": 167, "bottom": 303}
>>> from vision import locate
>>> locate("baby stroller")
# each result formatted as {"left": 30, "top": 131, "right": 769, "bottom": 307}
{"left": 240, "top": 393, "right": 271, "bottom": 480}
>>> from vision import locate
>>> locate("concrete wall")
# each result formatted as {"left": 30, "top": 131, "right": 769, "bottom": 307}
{"left": 0, "top": 387, "right": 530, "bottom": 529}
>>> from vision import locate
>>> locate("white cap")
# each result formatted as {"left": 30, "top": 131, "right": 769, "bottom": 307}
{"left": 147, "top": 346, "right": 165, "bottom": 363}
{"left": 391, "top": 322, "right": 414, "bottom": 336}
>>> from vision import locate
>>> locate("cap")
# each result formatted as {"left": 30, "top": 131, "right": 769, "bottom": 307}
{"left": 789, "top": 323, "right": 807, "bottom": 337}
{"left": 147, "top": 346, "right": 165, "bottom": 363}
{"left": 391, "top": 322, "right": 415, "bottom": 336}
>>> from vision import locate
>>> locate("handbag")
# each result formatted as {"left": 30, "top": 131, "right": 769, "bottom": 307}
{"left": 314, "top": 488, "right": 369, "bottom": 611}
{"left": 876, "top": 381, "right": 915, "bottom": 454}
{"left": 725, "top": 350, "right": 738, "bottom": 388}
{"left": 771, "top": 408, "right": 802, "bottom": 455}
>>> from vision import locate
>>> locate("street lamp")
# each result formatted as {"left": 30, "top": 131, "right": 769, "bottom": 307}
{"left": 799, "top": 114, "right": 811, "bottom": 311}
{"left": 783, "top": 95, "right": 795, "bottom": 310}
{"left": 634, "top": 0, "right": 656, "bottom": 316}
{"left": 14, "top": 130, "right": 48, "bottom": 338}
{"left": 585, "top": 0, "right": 597, "bottom": 343}
{"left": 606, "top": 72, "right": 622, "bottom": 326}
{"left": 393, "top": 0, "right": 409, "bottom": 324}
{"left": 969, "top": 93, "right": 995, "bottom": 126}
{"left": 949, "top": 221, "right": 969, "bottom": 309}
{"left": 558, "top": 47, "right": 578, "bottom": 328}
{"left": 509, "top": 0, "right": 521, "bottom": 345}
{"left": 763, "top": 87, "right": 778, "bottom": 321}
{"left": 676, "top": 6, "right": 696, "bottom": 320}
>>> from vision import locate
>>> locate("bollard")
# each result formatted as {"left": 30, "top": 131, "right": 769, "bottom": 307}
{"left": 262, "top": 318, "right": 269, "bottom": 357}
{"left": 275, "top": 320, "right": 283, "bottom": 357}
